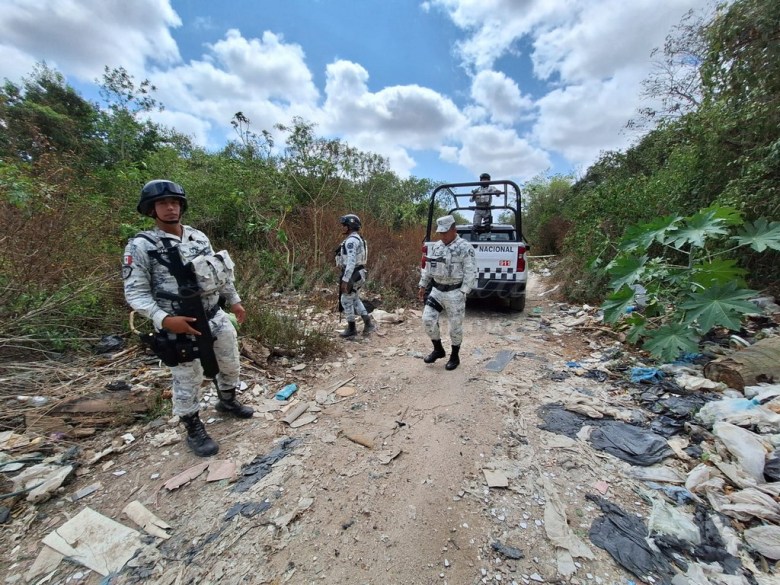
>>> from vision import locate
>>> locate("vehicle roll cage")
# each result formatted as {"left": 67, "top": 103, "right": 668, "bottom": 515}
{"left": 424, "top": 180, "right": 524, "bottom": 242}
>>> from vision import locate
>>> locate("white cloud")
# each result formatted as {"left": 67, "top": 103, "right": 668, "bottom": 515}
{"left": 320, "top": 59, "right": 469, "bottom": 172}
{"left": 431, "top": 0, "right": 712, "bottom": 171}
{"left": 0, "top": 0, "right": 715, "bottom": 179}
{"left": 533, "top": 75, "right": 643, "bottom": 164}
{"left": 470, "top": 70, "right": 533, "bottom": 125}
{"left": 148, "top": 109, "right": 212, "bottom": 145}
{"left": 0, "top": 0, "right": 181, "bottom": 82}
{"left": 144, "top": 29, "right": 321, "bottom": 150}
{"left": 449, "top": 125, "right": 551, "bottom": 181}
{"left": 430, "top": 0, "right": 574, "bottom": 70}
{"left": 0, "top": 44, "right": 38, "bottom": 84}
{"left": 208, "top": 30, "right": 319, "bottom": 104}
{"left": 531, "top": 0, "right": 710, "bottom": 83}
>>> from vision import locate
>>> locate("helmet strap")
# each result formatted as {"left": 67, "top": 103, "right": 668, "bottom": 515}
{"left": 151, "top": 209, "right": 182, "bottom": 225}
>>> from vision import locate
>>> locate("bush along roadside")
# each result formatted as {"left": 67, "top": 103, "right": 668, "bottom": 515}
{"left": 600, "top": 205, "right": 780, "bottom": 361}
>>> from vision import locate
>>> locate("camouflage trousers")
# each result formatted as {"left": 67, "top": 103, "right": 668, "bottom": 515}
{"left": 473, "top": 208, "right": 491, "bottom": 229}
{"left": 169, "top": 310, "right": 240, "bottom": 417}
{"left": 340, "top": 289, "right": 367, "bottom": 322}
{"left": 422, "top": 288, "right": 466, "bottom": 346}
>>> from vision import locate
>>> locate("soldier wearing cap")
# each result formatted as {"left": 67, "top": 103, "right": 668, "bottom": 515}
{"left": 122, "top": 179, "right": 253, "bottom": 458}
{"left": 417, "top": 215, "right": 477, "bottom": 370}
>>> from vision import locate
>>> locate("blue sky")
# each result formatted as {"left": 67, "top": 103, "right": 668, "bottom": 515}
{"left": 0, "top": 0, "right": 712, "bottom": 184}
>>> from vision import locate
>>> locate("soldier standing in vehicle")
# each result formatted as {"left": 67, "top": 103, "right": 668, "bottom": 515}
{"left": 336, "top": 213, "right": 375, "bottom": 338}
{"left": 470, "top": 172, "right": 499, "bottom": 238}
{"left": 418, "top": 215, "right": 477, "bottom": 370}
{"left": 122, "top": 180, "right": 253, "bottom": 458}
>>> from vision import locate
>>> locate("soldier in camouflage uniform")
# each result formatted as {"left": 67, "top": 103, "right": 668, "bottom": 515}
{"left": 418, "top": 215, "right": 477, "bottom": 370}
{"left": 336, "top": 214, "right": 375, "bottom": 338}
{"left": 122, "top": 180, "right": 253, "bottom": 457}
{"left": 470, "top": 172, "right": 500, "bottom": 238}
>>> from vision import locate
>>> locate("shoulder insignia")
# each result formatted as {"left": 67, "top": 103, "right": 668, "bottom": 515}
{"left": 122, "top": 255, "right": 133, "bottom": 280}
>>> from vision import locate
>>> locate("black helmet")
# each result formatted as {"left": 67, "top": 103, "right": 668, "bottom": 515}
{"left": 479, "top": 172, "right": 491, "bottom": 180}
{"left": 137, "top": 180, "right": 188, "bottom": 215}
{"left": 340, "top": 214, "right": 361, "bottom": 231}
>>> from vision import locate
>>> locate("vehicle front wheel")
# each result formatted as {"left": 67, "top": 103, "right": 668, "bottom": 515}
{"left": 509, "top": 295, "right": 526, "bottom": 312}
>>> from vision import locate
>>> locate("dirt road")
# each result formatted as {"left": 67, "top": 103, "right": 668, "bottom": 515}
{"left": 7, "top": 274, "right": 650, "bottom": 584}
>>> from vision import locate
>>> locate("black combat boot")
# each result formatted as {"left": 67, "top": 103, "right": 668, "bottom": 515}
{"left": 180, "top": 412, "right": 219, "bottom": 457}
{"left": 361, "top": 314, "right": 376, "bottom": 336}
{"left": 216, "top": 387, "right": 254, "bottom": 419}
{"left": 445, "top": 345, "right": 461, "bottom": 371}
{"left": 424, "top": 339, "right": 446, "bottom": 363}
{"left": 340, "top": 321, "right": 357, "bottom": 338}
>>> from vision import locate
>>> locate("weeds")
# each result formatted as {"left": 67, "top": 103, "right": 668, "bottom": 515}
{"left": 241, "top": 302, "right": 334, "bottom": 358}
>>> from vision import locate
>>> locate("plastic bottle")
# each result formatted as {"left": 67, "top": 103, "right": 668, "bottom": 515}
{"left": 275, "top": 383, "right": 298, "bottom": 401}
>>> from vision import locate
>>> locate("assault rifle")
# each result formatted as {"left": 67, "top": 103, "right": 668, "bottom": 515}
{"left": 140, "top": 238, "right": 220, "bottom": 378}
{"left": 164, "top": 247, "right": 220, "bottom": 378}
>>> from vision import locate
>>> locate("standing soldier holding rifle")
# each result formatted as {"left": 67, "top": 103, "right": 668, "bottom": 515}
{"left": 122, "top": 180, "right": 253, "bottom": 457}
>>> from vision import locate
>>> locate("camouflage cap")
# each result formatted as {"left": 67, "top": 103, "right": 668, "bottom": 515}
{"left": 435, "top": 215, "right": 456, "bottom": 233}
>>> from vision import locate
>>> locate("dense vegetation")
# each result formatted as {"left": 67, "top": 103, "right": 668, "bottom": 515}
{"left": 523, "top": 0, "right": 780, "bottom": 358}
{"left": 1, "top": 0, "right": 777, "bottom": 360}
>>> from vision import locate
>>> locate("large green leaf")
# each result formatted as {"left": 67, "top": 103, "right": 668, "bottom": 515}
{"left": 703, "top": 205, "right": 743, "bottom": 226}
{"left": 690, "top": 259, "right": 747, "bottom": 288}
{"left": 730, "top": 218, "right": 780, "bottom": 252}
{"left": 602, "top": 285, "right": 635, "bottom": 323}
{"left": 619, "top": 214, "right": 681, "bottom": 252}
{"left": 606, "top": 255, "right": 647, "bottom": 290}
{"left": 679, "top": 282, "right": 758, "bottom": 332}
{"left": 624, "top": 314, "right": 648, "bottom": 345}
{"left": 665, "top": 208, "right": 731, "bottom": 248}
{"left": 642, "top": 323, "right": 700, "bottom": 362}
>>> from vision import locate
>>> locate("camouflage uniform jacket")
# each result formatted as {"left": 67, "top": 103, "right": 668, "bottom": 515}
{"left": 336, "top": 233, "right": 367, "bottom": 283}
{"left": 470, "top": 185, "right": 500, "bottom": 207}
{"left": 122, "top": 226, "right": 241, "bottom": 330}
{"left": 419, "top": 236, "right": 477, "bottom": 294}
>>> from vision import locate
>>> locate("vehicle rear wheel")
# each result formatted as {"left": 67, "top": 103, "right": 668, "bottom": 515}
{"left": 509, "top": 295, "right": 526, "bottom": 312}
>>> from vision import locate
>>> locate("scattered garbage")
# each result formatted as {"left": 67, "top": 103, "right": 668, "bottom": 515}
{"left": 281, "top": 401, "right": 310, "bottom": 425}
{"left": 41, "top": 506, "right": 143, "bottom": 576}
{"left": 2, "top": 288, "right": 778, "bottom": 584}
{"left": 586, "top": 494, "right": 675, "bottom": 584}
{"left": 485, "top": 350, "right": 515, "bottom": 372}
{"left": 341, "top": 430, "right": 374, "bottom": 449}
{"left": 232, "top": 437, "right": 299, "bottom": 493}
{"left": 588, "top": 421, "right": 673, "bottom": 466}
{"left": 704, "top": 336, "right": 780, "bottom": 391}
{"left": 93, "top": 334, "right": 125, "bottom": 354}
{"left": 123, "top": 500, "right": 172, "bottom": 539}
{"left": 491, "top": 541, "right": 523, "bottom": 560}
{"left": 275, "top": 383, "right": 298, "bottom": 400}
{"left": 224, "top": 500, "right": 271, "bottom": 521}
{"left": 164, "top": 462, "right": 210, "bottom": 491}
{"left": 630, "top": 367, "right": 665, "bottom": 384}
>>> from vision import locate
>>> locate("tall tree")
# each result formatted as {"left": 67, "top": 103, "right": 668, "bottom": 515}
{"left": 0, "top": 62, "right": 100, "bottom": 164}
{"left": 97, "top": 66, "right": 164, "bottom": 165}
